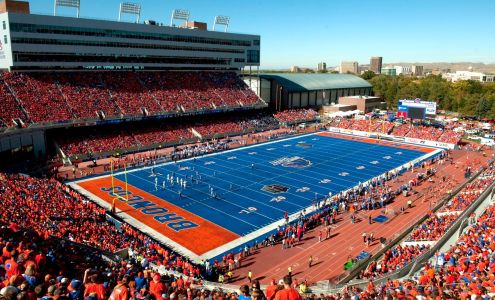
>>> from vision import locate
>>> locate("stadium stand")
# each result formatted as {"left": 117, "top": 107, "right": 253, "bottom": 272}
{"left": 438, "top": 129, "right": 464, "bottom": 144}
{"left": 55, "top": 113, "right": 279, "bottom": 158}
{"left": 327, "top": 117, "right": 463, "bottom": 145}
{"left": 406, "top": 213, "right": 459, "bottom": 242}
{"left": 273, "top": 109, "right": 318, "bottom": 124}
{"left": 360, "top": 244, "right": 432, "bottom": 279}
{"left": 56, "top": 72, "right": 122, "bottom": 119}
{"left": 441, "top": 172, "right": 495, "bottom": 212}
{"left": 2, "top": 72, "right": 74, "bottom": 123}
{"left": 193, "top": 121, "right": 243, "bottom": 137}
{"left": 359, "top": 164, "right": 495, "bottom": 281}
{"left": 348, "top": 197, "right": 495, "bottom": 299}
{"left": 56, "top": 128, "right": 139, "bottom": 157}
{"left": 102, "top": 72, "right": 163, "bottom": 116}
{"left": 405, "top": 125, "right": 444, "bottom": 141}
{"left": 0, "top": 71, "right": 261, "bottom": 126}
{"left": 132, "top": 125, "right": 194, "bottom": 148}
{"left": 389, "top": 123, "right": 411, "bottom": 137}
{"left": 0, "top": 80, "right": 26, "bottom": 127}
{"left": 0, "top": 173, "right": 202, "bottom": 275}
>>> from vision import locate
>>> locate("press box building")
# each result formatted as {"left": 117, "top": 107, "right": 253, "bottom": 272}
{"left": 0, "top": 1, "right": 260, "bottom": 71}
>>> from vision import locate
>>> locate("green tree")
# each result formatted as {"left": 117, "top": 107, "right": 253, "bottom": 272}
{"left": 361, "top": 70, "right": 376, "bottom": 80}
{"left": 476, "top": 98, "right": 490, "bottom": 119}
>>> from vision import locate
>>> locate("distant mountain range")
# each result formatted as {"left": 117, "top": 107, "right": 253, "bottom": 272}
{"left": 379, "top": 62, "right": 495, "bottom": 74}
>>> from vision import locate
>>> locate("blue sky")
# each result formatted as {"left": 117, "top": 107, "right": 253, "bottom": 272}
{"left": 30, "top": 0, "right": 495, "bottom": 69}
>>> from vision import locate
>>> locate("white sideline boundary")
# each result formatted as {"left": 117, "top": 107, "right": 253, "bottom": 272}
{"left": 70, "top": 131, "right": 442, "bottom": 263}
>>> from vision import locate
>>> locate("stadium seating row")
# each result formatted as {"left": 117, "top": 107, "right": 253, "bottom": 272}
{"left": 359, "top": 165, "right": 495, "bottom": 280}
{"left": 0, "top": 71, "right": 261, "bottom": 126}
{"left": 349, "top": 194, "right": 495, "bottom": 299}
{"left": 55, "top": 112, "right": 293, "bottom": 157}
{"left": 273, "top": 109, "right": 318, "bottom": 124}
{"left": 328, "top": 117, "right": 463, "bottom": 144}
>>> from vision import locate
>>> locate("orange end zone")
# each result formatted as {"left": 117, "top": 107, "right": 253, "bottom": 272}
{"left": 76, "top": 177, "right": 239, "bottom": 255}
{"left": 317, "top": 132, "right": 436, "bottom": 153}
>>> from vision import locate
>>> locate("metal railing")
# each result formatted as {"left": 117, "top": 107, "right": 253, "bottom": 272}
{"left": 327, "top": 164, "right": 491, "bottom": 292}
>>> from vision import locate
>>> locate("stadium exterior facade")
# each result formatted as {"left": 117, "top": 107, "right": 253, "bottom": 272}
{"left": 256, "top": 73, "right": 373, "bottom": 110}
{"left": 0, "top": 12, "right": 260, "bottom": 70}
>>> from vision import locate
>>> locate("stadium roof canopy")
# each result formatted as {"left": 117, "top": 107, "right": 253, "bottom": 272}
{"left": 259, "top": 73, "right": 372, "bottom": 92}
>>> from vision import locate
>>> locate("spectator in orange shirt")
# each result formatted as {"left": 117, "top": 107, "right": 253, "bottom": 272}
{"left": 274, "top": 276, "right": 302, "bottom": 300}
{"left": 149, "top": 274, "right": 166, "bottom": 300}
{"left": 265, "top": 279, "right": 278, "bottom": 300}
{"left": 83, "top": 271, "right": 106, "bottom": 300}
{"left": 109, "top": 276, "right": 129, "bottom": 300}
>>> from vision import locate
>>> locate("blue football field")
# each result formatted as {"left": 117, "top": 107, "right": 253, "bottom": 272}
{"left": 113, "top": 132, "right": 437, "bottom": 238}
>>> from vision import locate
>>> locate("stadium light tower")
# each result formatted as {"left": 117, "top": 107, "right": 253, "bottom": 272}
{"left": 170, "top": 9, "right": 190, "bottom": 27}
{"left": 213, "top": 15, "right": 230, "bottom": 32}
{"left": 54, "top": 0, "right": 80, "bottom": 18}
{"left": 118, "top": 2, "right": 141, "bottom": 23}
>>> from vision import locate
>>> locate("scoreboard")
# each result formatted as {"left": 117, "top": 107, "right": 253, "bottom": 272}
{"left": 397, "top": 99, "right": 437, "bottom": 119}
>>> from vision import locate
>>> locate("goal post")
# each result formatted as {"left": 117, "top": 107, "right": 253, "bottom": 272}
{"left": 110, "top": 160, "right": 129, "bottom": 213}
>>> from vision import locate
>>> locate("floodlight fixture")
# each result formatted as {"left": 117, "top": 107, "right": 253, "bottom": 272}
{"left": 54, "top": 0, "right": 80, "bottom": 18}
{"left": 170, "top": 9, "right": 190, "bottom": 26}
{"left": 213, "top": 15, "right": 230, "bottom": 32}
{"left": 119, "top": 2, "right": 141, "bottom": 23}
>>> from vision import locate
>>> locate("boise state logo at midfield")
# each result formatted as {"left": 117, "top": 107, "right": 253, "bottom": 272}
{"left": 270, "top": 156, "right": 312, "bottom": 169}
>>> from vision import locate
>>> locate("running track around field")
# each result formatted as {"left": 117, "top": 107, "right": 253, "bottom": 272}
{"left": 226, "top": 148, "right": 491, "bottom": 285}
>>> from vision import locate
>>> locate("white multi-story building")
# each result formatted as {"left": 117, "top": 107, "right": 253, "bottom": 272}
{"left": 394, "top": 65, "right": 411, "bottom": 75}
{"left": 442, "top": 71, "right": 494, "bottom": 82}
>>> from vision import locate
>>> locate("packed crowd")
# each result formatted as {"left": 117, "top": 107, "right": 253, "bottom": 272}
{"left": 358, "top": 164, "right": 495, "bottom": 281}
{"left": 441, "top": 169, "right": 495, "bottom": 212}
{"left": 423, "top": 202, "right": 495, "bottom": 298}
{"left": 103, "top": 72, "right": 163, "bottom": 116}
{"left": 0, "top": 217, "right": 306, "bottom": 300}
{"left": 0, "top": 71, "right": 261, "bottom": 126}
{"left": 406, "top": 213, "right": 459, "bottom": 242}
{"left": 3, "top": 72, "right": 74, "bottom": 123}
{"left": 193, "top": 121, "right": 243, "bottom": 137}
{"left": 328, "top": 118, "right": 396, "bottom": 135}
{"left": 360, "top": 244, "right": 432, "bottom": 279}
{"left": 437, "top": 129, "right": 464, "bottom": 144}
{"left": 0, "top": 220, "right": 216, "bottom": 300}
{"left": 328, "top": 117, "right": 464, "bottom": 144}
{"left": 56, "top": 128, "right": 143, "bottom": 157}
{"left": 0, "top": 171, "right": 316, "bottom": 300}
{"left": 0, "top": 81, "right": 26, "bottom": 127}
{"left": 405, "top": 125, "right": 444, "bottom": 141}
{"left": 273, "top": 109, "right": 318, "bottom": 124}
{"left": 388, "top": 122, "right": 410, "bottom": 137}
{"left": 57, "top": 72, "right": 121, "bottom": 119}
{"left": 0, "top": 173, "right": 203, "bottom": 277}
{"left": 350, "top": 191, "right": 495, "bottom": 299}
{"left": 56, "top": 113, "right": 279, "bottom": 157}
